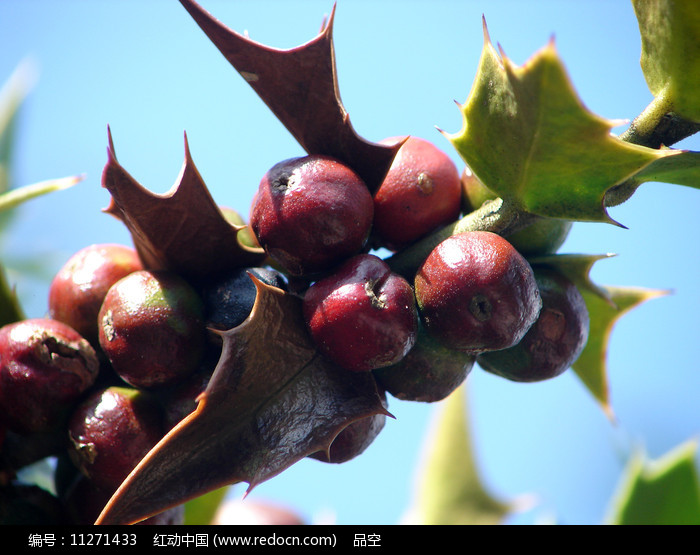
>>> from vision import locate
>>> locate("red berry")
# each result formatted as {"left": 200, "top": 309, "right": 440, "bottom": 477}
{"left": 310, "top": 390, "right": 389, "bottom": 463}
{"left": 48, "top": 244, "right": 143, "bottom": 345}
{"left": 373, "top": 137, "right": 461, "bottom": 251}
{"left": 98, "top": 270, "right": 205, "bottom": 389}
{"left": 250, "top": 155, "right": 374, "bottom": 276}
{"left": 414, "top": 231, "right": 541, "bottom": 353}
{"left": 0, "top": 319, "right": 99, "bottom": 434}
{"left": 303, "top": 254, "right": 418, "bottom": 372}
{"left": 67, "top": 386, "right": 164, "bottom": 493}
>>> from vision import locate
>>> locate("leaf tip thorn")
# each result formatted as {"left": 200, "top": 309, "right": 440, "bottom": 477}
{"left": 106, "top": 125, "right": 117, "bottom": 161}
{"left": 603, "top": 403, "right": 617, "bottom": 424}
{"left": 481, "top": 15, "right": 492, "bottom": 45}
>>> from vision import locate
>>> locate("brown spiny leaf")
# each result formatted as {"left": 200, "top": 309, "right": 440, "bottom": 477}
{"left": 102, "top": 127, "right": 265, "bottom": 285}
{"left": 179, "top": 0, "right": 400, "bottom": 193}
{"left": 96, "top": 278, "right": 390, "bottom": 525}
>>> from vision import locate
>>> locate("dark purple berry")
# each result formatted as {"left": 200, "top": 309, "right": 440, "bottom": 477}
{"left": 477, "top": 267, "right": 589, "bottom": 382}
{"left": 202, "top": 266, "right": 286, "bottom": 332}
{"left": 374, "top": 321, "right": 475, "bottom": 403}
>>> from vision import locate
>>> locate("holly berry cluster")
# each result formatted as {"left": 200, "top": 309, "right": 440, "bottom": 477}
{"left": 251, "top": 136, "right": 589, "bottom": 388}
{"left": 0, "top": 127, "right": 591, "bottom": 523}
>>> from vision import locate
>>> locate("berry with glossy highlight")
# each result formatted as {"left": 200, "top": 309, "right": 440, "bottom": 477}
{"left": 67, "top": 386, "right": 164, "bottom": 493}
{"left": 48, "top": 243, "right": 143, "bottom": 345}
{"left": 250, "top": 155, "right": 374, "bottom": 276}
{"left": 98, "top": 270, "right": 205, "bottom": 389}
{"left": 414, "top": 231, "right": 542, "bottom": 353}
{"left": 373, "top": 136, "right": 462, "bottom": 251}
{"left": 303, "top": 254, "right": 418, "bottom": 372}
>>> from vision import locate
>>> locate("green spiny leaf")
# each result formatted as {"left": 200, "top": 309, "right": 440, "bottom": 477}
{"left": 447, "top": 20, "right": 677, "bottom": 225}
{"left": 632, "top": 149, "right": 700, "bottom": 190}
{"left": 528, "top": 252, "right": 617, "bottom": 303}
{"left": 408, "top": 385, "right": 515, "bottom": 525}
{"left": 572, "top": 285, "right": 668, "bottom": 417}
{"left": 526, "top": 252, "right": 670, "bottom": 416}
{"left": 632, "top": 0, "right": 700, "bottom": 123}
{"left": 0, "top": 60, "right": 37, "bottom": 191}
{"left": 605, "top": 439, "right": 700, "bottom": 525}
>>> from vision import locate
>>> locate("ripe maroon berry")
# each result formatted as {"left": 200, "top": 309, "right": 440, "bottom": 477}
{"left": 477, "top": 267, "right": 589, "bottom": 382}
{"left": 310, "top": 412, "right": 387, "bottom": 464}
{"left": 309, "top": 390, "right": 389, "bottom": 464}
{"left": 48, "top": 243, "right": 143, "bottom": 345}
{"left": 98, "top": 270, "right": 205, "bottom": 389}
{"left": 374, "top": 321, "right": 475, "bottom": 403}
{"left": 250, "top": 155, "right": 374, "bottom": 276}
{"left": 0, "top": 319, "right": 99, "bottom": 434}
{"left": 414, "top": 231, "right": 542, "bottom": 353}
{"left": 373, "top": 136, "right": 462, "bottom": 251}
{"left": 67, "top": 386, "right": 164, "bottom": 493}
{"left": 303, "top": 254, "right": 418, "bottom": 372}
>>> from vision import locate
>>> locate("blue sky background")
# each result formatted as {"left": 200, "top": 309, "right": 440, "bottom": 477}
{"left": 1, "top": 0, "right": 698, "bottom": 525}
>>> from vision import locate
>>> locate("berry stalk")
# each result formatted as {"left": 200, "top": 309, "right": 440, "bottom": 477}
{"left": 606, "top": 93, "right": 700, "bottom": 207}
{"left": 385, "top": 198, "right": 536, "bottom": 279}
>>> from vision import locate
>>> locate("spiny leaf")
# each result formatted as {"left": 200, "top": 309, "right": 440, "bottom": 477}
{"left": 528, "top": 252, "right": 617, "bottom": 304}
{"left": 631, "top": 149, "right": 700, "bottom": 190}
{"left": 572, "top": 285, "right": 669, "bottom": 418}
{"left": 96, "top": 278, "right": 389, "bottom": 525}
{"left": 447, "top": 19, "right": 677, "bottom": 225}
{"left": 605, "top": 439, "right": 700, "bottom": 525}
{"left": 526, "top": 254, "right": 660, "bottom": 416}
{"left": 101, "top": 127, "right": 265, "bottom": 286}
{"left": 632, "top": 0, "right": 700, "bottom": 123}
{"left": 178, "top": 0, "right": 400, "bottom": 193}
{"left": 527, "top": 254, "right": 669, "bottom": 416}
{"left": 408, "top": 385, "right": 515, "bottom": 525}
